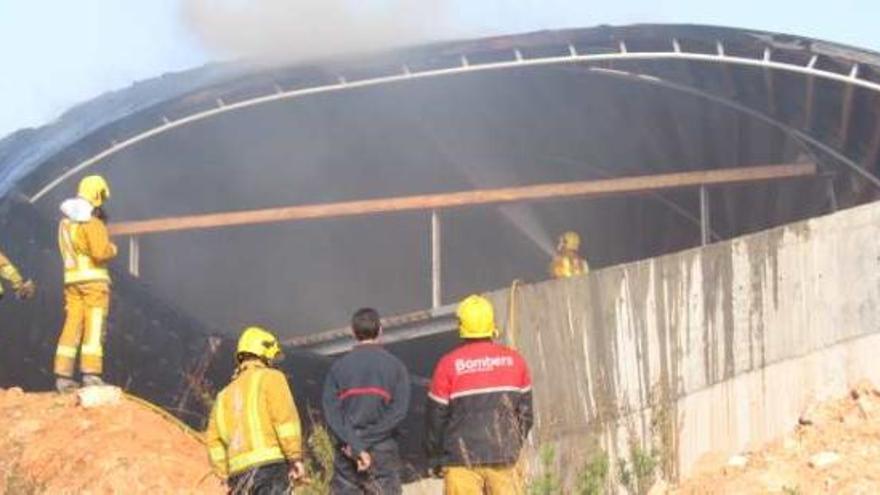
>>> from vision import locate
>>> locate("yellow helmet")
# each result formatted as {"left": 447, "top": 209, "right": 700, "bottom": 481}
{"left": 558, "top": 231, "right": 581, "bottom": 252}
{"left": 457, "top": 295, "right": 497, "bottom": 339}
{"left": 78, "top": 175, "right": 111, "bottom": 207}
{"left": 237, "top": 326, "right": 283, "bottom": 362}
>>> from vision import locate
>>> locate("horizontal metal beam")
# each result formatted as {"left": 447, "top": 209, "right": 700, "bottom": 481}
{"left": 284, "top": 304, "right": 457, "bottom": 352}
{"left": 304, "top": 316, "right": 459, "bottom": 357}
{"left": 109, "top": 163, "right": 817, "bottom": 237}
{"left": 29, "top": 44, "right": 880, "bottom": 203}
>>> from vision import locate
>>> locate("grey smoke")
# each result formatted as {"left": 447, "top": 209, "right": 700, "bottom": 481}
{"left": 181, "top": 0, "right": 468, "bottom": 64}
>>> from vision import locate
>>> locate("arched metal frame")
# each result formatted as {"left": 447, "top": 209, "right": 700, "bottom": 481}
{"left": 29, "top": 39, "right": 880, "bottom": 203}
{"left": 577, "top": 67, "right": 880, "bottom": 188}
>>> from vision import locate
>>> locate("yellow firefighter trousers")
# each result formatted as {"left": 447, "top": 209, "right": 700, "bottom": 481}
{"left": 55, "top": 282, "right": 110, "bottom": 377}
{"left": 444, "top": 465, "right": 523, "bottom": 495}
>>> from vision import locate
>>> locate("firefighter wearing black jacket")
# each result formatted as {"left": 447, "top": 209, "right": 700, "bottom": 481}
{"left": 426, "top": 294, "right": 534, "bottom": 494}
{"left": 322, "top": 308, "right": 411, "bottom": 494}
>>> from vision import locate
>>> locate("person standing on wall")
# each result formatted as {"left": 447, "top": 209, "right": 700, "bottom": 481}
{"left": 0, "top": 248, "right": 35, "bottom": 301}
{"left": 206, "top": 326, "right": 306, "bottom": 494}
{"left": 549, "top": 230, "right": 589, "bottom": 279}
{"left": 54, "top": 175, "right": 117, "bottom": 393}
{"left": 322, "top": 308, "right": 411, "bottom": 494}
{"left": 426, "top": 294, "right": 534, "bottom": 495}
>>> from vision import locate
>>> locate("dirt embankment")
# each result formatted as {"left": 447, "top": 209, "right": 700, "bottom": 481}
{"left": 6, "top": 382, "right": 880, "bottom": 494}
{"left": 673, "top": 381, "right": 880, "bottom": 494}
{"left": 0, "top": 387, "right": 224, "bottom": 494}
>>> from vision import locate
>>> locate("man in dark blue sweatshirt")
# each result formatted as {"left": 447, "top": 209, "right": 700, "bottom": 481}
{"left": 322, "top": 308, "right": 411, "bottom": 494}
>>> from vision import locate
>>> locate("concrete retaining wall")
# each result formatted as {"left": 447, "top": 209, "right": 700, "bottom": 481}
{"left": 486, "top": 200, "right": 880, "bottom": 485}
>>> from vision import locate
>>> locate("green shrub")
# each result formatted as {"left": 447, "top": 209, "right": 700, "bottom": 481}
{"left": 618, "top": 446, "right": 659, "bottom": 495}
{"left": 528, "top": 445, "right": 562, "bottom": 495}
{"left": 576, "top": 453, "right": 609, "bottom": 495}
{"left": 297, "top": 423, "right": 335, "bottom": 495}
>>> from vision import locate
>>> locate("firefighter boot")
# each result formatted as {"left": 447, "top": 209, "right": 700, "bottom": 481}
{"left": 55, "top": 377, "right": 79, "bottom": 393}
{"left": 82, "top": 374, "right": 106, "bottom": 387}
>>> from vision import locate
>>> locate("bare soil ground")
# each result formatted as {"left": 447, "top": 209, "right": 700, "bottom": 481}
{"left": 6, "top": 382, "right": 878, "bottom": 494}
{"left": 672, "top": 381, "right": 880, "bottom": 494}
{"left": 0, "top": 387, "right": 223, "bottom": 494}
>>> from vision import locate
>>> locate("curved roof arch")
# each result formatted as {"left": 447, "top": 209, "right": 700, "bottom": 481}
{"left": 26, "top": 46, "right": 880, "bottom": 202}
{"left": 5, "top": 24, "right": 880, "bottom": 204}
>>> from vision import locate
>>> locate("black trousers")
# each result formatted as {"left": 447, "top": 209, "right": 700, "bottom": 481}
{"left": 228, "top": 462, "right": 291, "bottom": 495}
{"left": 331, "top": 440, "right": 402, "bottom": 495}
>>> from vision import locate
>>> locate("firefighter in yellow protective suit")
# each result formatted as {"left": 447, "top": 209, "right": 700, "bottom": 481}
{"left": 206, "top": 326, "right": 306, "bottom": 494}
{"left": 55, "top": 175, "right": 118, "bottom": 393}
{"left": 548, "top": 231, "right": 589, "bottom": 279}
{"left": 0, "top": 249, "right": 35, "bottom": 301}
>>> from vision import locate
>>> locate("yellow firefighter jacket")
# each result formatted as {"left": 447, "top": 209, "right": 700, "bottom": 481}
{"left": 0, "top": 249, "right": 24, "bottom": 297}
{"left": 549, "top": 252, "right": 589, "bottom": 279}
{"left": 58, "top": 202, "right": 117, "bottom": 286}
{"left": 206, "top": 361, "right": 304, "bottom": 478}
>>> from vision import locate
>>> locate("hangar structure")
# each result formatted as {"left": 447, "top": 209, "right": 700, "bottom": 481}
{"left": 4, "top": 24, "right": 880, "bottom": 334}
{"left": 1, "top": 25, "right": 880, "bottom": 458}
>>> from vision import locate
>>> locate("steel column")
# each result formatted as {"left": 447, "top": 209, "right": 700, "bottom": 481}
{"left": 803, "top": 55, "right": 818, "bottom": 130}
{"left": 431, "top": 210, "right": 441, "bottom": 309}
{"left": 826, "top": 176, "right": 839, "bottom": 213}
{"left": 839, "top": 83, "right": 858, "bottom": 147}
{"left": 128, "top": 236, "right": 140, "bottom": 277}
{"left": 700, "top": 186, "right": 711, "bottom": 246}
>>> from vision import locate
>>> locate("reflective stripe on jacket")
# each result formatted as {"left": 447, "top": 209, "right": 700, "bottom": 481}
{"left": 0, "top": 249, "right": 22, "bottom": 297}
{"left": 321, "top": 343, "right": 411, "bottom": 455}
{"left": 205, "top": 361, "right": 304, "bottom": 478}
{"left": 58, "top": 218, "right": 117, "bottom": 285}
{"left": 549, "top": 252, "right": 589, "bottom": 279}
{"left": 426, "top": 340, "right": 534, "bottom": 467}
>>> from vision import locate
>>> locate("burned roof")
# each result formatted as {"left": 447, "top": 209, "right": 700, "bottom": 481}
{"left": 3, "top": 24, "right": 880, "bottom": 202}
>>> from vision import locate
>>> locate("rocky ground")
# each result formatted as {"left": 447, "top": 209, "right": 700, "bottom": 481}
{"left": 672, "top": 381, "right": 880, "bottom": 494}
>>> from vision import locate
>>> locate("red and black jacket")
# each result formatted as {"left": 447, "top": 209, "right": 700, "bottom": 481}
{"left": 426, "top": 340, "right": 533, "bottom": 467}
{"left": 322, "top": 343, "right": 411, "bottom": 456}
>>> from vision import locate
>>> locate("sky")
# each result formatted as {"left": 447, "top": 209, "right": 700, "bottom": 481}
{"left": 1, "top": 0, "right": 879, "bottom": 140}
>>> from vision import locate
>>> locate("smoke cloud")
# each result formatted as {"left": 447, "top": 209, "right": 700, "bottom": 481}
{"left": 181, "top": 0, "right": 466, "bottom": 65}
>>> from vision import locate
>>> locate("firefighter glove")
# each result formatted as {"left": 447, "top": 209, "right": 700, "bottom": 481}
{"left": 14, "top": 280, "right": 35, "bottom": 300}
